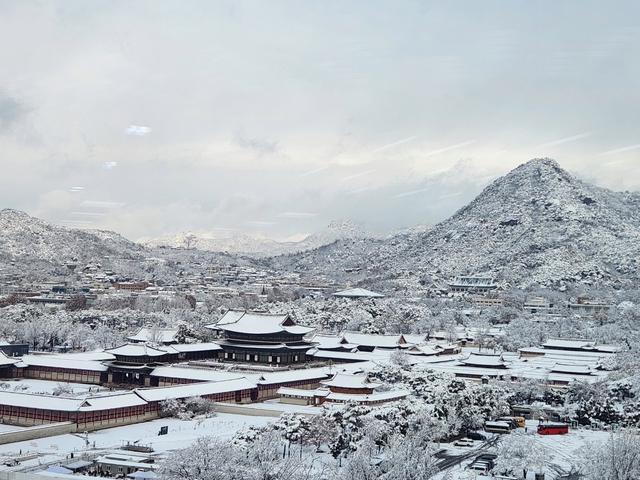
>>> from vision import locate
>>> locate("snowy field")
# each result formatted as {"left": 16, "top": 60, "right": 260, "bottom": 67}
{"left": 431, "top": 422, "right": 612, "bottom": 479}
{"left": 528, "top": 425, "right": 609, "bottom": 472}
{"left": 0, "top": 413, "right": 276, "bottom": 471}
{"left": 0, "top": 379, "right": 112, "bottom": 396}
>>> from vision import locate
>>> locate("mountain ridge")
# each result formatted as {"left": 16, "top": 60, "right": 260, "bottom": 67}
{"left": 140, "top": 219, "right": 373, "bottom": 257}
{"left": 270, "top": 158, "right": 640, "bottom": 289}
{"left": 0, "top": 208, "right": 146, "bottom": 277}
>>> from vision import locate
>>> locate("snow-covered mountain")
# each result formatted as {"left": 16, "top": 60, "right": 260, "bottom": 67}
{"left": 272, "top": 159, "right": 640, "bottom": 289}
{"left": 141, "top": 219, "right": 373, "bottom": 257}
{"left": 141, "top": 231, "right": 286, "bottom": 256}
{"left": 0, "top": 209, "right": 145, "bottom": 273}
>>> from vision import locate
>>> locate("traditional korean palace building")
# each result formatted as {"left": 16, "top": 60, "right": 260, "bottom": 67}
{"left": 426, "top": 343, "right": 615, "bottom": 386}
{"left": 308, "top": 332, "right": 410, "bottom": 353}
{"left": 278, "top": 372, "right": 409, "bottom": 406}
{"left": 104, "top": 344, "right": 175, "bottom": 386}
{"left": 206, "top": 310, "right": 315, "bottom": 365}
{"left": 103, "top": 343, "right": 222, "bottom": 386}
{"left": 0, "top": 377, "right": 256, "bottom": 430}
{"left": 127, "top": 327, "right": 180, "bottom": 345}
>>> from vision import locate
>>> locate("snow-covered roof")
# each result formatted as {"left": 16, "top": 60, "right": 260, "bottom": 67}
{"left": 333, "top": 288, "right": 385, "bottom": 298}
{"left": 0, "top": 391, "right": 145, "bottom": 412}
{"left": 79, "top": 392, "right": 147, "bottom": 411}
{"left": 105, "top": 343, "right": 170, "bottom": 357}
{"left": 206, "top": 310, "right": 314, "bottom": 336}
{"left": 341, "top": 331, "right": 407, "bottom": 348}
{"left": 543, "top": 339, "right": 595, "bottom": 350}
{"left": 325, "top": 389, "right": 409, "bottom": 403}
{"left": 169, "top": 342, "right": 222, "bottom": 353}
{"left": 407, "top": 345, "right": 442, "bottom": 356}
{"left": 321, "top": 373, "right": 381, "bottom": 390}
{"left": 150, "top": 366, "right": 247, "bottom": 382}
{"left": 277, "top": 387, "right": 328, "bottom": 398}
{"left": 308, "top": 334, "right": 356, "bottom": 350}
{"left": 519, "top": 346, "right": 615, "bottom": 360}
{"left": 135, "top": 378, "right": 256, "bottom": 402}
{"left": 257, "top": 367, "right": 332, "bottom": 385}
{"left": 403, "top": 334, "right": 428, "bottom": 345}
{"left": 461, "top": 353, "right": 506, "bottom": 368}
{"left": 95, "top": 456, "right": 158, "bottom": 470}
{"left": 0, "top": 352, "right": 20, "bottom": 367}
{"left": 0, "top": 391, "right": 85, "bottom": 411}
{"left": 55, "top": 351, "right": 116, "bottom": 361}
{"left": 277, "top": 386, "right": 408, "bottom": 403}
{"left": 21, "top": 354, "right": 108, "bottom": 372}
{"left": 307, "top": 348, "right": 405, "bottom": 364}
{"left": 449, "top": 276, "right": 496, "bottom": 287}
{"left": 550, "top": 363, "right": 593, "bottom": 375}
{"left": 217, "top": 340, "right": 312, "bottom": 351}
{"left": 128, "top": 328, "right": 179, "bottom": 344}
{"left": 485, "top": 421, "right": 511, "bottom": 428}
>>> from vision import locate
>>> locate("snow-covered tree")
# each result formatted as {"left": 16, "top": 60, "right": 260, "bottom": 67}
{"left": 582, "top": 431, "right": 640, "bottom": 480}
{"left": 493, "top": 432, "right": 548, "bottom": 478}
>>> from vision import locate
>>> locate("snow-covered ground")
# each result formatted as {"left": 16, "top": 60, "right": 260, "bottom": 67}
{"left": 527, "top": 424, "right": 609, "bottom": 473}
{"left": 0, "top": 424, "right": 24, "bottom": 433}
{"left": 434, "top": 422, "right": 611, "bottom": 479}
{"left": 0, "top": 379, "right": 112, "bottom": 396}
{"left": 0, "top": 413, "right": 276, "bottom": 472}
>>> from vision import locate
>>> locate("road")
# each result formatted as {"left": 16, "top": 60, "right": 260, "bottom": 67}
{"left": 436, "top": 436, "right": 500, "bottom": 471}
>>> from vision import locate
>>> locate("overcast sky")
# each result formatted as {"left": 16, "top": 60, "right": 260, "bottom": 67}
{"left": 1, "top": 0, "right": 639, "bottom": 241}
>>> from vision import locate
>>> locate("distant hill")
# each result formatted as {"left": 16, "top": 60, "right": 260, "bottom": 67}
{"left": 141, "top": 219, "right": 374, "bottom": 257}
{"left": 0, "top": 208, "right": 146, "bottom": 277}
{"left": 270, "top": 159, "right": 640, "bottom": 289}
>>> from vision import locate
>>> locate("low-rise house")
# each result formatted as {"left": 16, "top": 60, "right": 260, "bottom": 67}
{"left": 448, "top": 276, "right": 497, "bottom": 293}
{"left": 523, "top": 296, "right": 558, "bottom": 315}
{"left": 406, "top": 343, "right": 461, "bottom": 356}
{"left": 0, "top": 341, "right": 28, "bottom": 357}
{"left": 471, "top": 295, "right": 504, "bottom": 308}
{"left": 95, "top": 452, "right": 158, "bottom": 477}
{"left": 113, "top": 282, "right": 151, "bottom": 292}
{"left": 568, "top": 297, "right": 612, "bottom": 316}
{"left": 333, "top": 288, "right": 385, "bottom": 299}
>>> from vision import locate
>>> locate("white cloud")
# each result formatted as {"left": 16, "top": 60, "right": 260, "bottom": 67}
{"left": 0, "top": 2, "right": 637, "bottom": 238}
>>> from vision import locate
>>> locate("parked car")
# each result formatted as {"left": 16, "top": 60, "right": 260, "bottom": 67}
{"left": 468, "top": 453, "right": 498, "bottom": 472}
{"left": 454, "top": 438, "right": 474, "bottom": 447}
{"left": 467, "top": 431, "right": 487, "bottom": 441}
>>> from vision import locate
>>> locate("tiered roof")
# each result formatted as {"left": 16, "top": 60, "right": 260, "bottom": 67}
{"left": 106, "top": 343, "right": 170, "bottom": 358}
{"left": 341, "top": 332, "right": 408, "bottom": 349}
{"left": 461, "top": 353, "right": 507, "bottom": 368}
{"left": 333, "top": 288, "right": 385, "bottom": 298}
{"left": 206, "top": 310, "right": 314, "bottom": 336}
{"left": 321, "top": 373, "right": 382, "bottom": 390}
{"left": 0, "top": 352, "right": 20, "bottom": 367}
{"left": 128, "top": 328, "right": 180, "bottom": 344}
